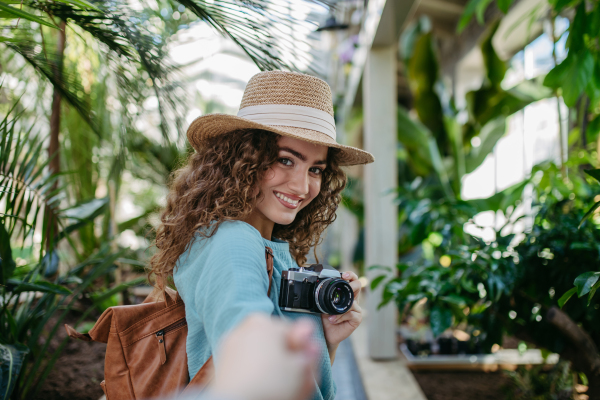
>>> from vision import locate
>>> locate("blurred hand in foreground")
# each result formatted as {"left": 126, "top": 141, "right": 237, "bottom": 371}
{"left": 208, "top": 314, "right": 320, "bottom": 400}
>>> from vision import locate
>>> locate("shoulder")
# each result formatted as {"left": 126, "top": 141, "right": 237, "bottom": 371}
{"left": 183, "top": 220, "right": 266, "bottom": 265}
{"left": 212, "top": 220, "right": 264, "bottom": 243}
{"left": 175, "top": 221, "right": 268, "bottom": 282}
{"left": 200, "top": 220, "right": 265, "bottom": 253}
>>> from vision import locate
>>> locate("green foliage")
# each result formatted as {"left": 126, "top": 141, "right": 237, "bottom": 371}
{"left": 561, "top": 167, "right": 600, "bottom": 308}
{"left": 373, "top": 233, "right": 518, "bottom": 342}
{"left": 0, "top": 344, "right": 28, "bottom": 400}
{"left": 395, "top": 175, "right": 528, "bottom": 258}
{"left": 507, "top": 198, "right": 600, "bottom": 352}
{"left": 0, "top": 105, "right": 141, "bottom": 399}
{"left": 457, "top": 0, "right": 497, "bottom": 33}
{"left": 544, "top": 49, "right": 595, "bottom": 108}
{"left": 0, "top": 2, "right": 58, "bottom": 29}
{"left": 459, "top": 0, "right": 600, "bottom": 138}
{"left": 503, "top": 361, "right": 574, "bottom": 400}
{"left": 398, "top": 19, "right": 548, "bottom": 198}
{"left": 407, "top": 32, "right": 448, "bottom": 153}
{"left": 376, "top": 152, "right": 600, "bottom": 356}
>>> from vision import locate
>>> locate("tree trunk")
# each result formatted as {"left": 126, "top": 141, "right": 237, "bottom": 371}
{"left": 547, "top": 306, "right": 600, "bottom": 397}
{"left": 45, "top": 21, "right": 66, "bottom": 252}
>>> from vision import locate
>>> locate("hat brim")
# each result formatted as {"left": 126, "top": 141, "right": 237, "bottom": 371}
{"left": 187, "top": 114, "right": 374, "bottom": 166}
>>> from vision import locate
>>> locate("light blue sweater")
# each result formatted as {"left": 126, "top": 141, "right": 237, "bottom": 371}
{"left": 173, "top": 220, "right": 336, "bottom": 400}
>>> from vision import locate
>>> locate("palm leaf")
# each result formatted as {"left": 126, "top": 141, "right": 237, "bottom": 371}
{"left": 172, "top": 0, "right": 331, "bottom": 72}
{"left": 0, "top": 109, "right": 60, "bottom": 247}
{"left": 4, "top": 41, "right": 101, "bottom": 136}
{"left": 0, "top": 1, "right": 58, "bottom": 28}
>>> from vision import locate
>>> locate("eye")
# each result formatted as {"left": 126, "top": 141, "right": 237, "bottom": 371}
{"left": 278, "top": 157, "right": 293, "bottom": 166}
{"left": 309, "top": 167, "right": 324, "bottom": 175}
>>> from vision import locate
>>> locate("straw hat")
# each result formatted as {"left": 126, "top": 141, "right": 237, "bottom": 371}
{"left": 186, "top": 70, "right": 374, "bottom": 166}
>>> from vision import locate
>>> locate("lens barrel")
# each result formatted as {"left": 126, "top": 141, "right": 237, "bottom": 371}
{"left": 314, "top": 278, "right": 354, "bottom": 315}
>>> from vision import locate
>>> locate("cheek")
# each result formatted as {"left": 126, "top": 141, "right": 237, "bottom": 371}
{"left": 263, "top": 168, "right": 276, "bottom": 182}
{"left": 303, "top": 179, "right": 322, "bottom": 207}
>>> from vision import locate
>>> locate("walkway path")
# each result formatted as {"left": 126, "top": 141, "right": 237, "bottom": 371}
{"left": 345, "top": 313, "right": 427, "bottom": 400}
{"left": 332, "top": 338, "right": 368, "bottom": 400}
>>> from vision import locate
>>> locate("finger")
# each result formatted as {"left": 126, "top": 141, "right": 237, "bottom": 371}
{"left": 350, "top": 301, "right": 362, "bottom": 313}
{"left": 341, "top": 271, "right": 362, "bottom": 299}
{"left": 328, "top": 303, "right": 362, "bottom": 324}
{"left": 329, "top": 310, "right": 362, "bottom": 325}
{"left": 341, "top": 271, "right": 359, "bottom": 282}
{"left": 349, "top": 280, "right": 361, "bottom": 296}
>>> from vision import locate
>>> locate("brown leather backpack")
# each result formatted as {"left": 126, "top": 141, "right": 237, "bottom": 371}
{"left": 65, "top": 247, "right": 274, "bottom": 400}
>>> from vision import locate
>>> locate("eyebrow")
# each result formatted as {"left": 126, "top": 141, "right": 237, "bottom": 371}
{"left": 279, "top": 147, "right": 327, "bottom": 165}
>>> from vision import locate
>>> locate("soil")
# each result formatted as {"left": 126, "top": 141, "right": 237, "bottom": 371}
{"left": 33, "top": 337, "right": 106, "bottom": 400}
{"left": 408, "top": 336, "right": 522, "bottom": 400}
{"left": 32, "top": 313, "right": 107, "bottom": 400}
{"left": 412, "top": 371, "right": 511, "bottom": 400}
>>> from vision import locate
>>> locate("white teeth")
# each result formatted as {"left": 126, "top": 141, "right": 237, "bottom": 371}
{"left": 276, "top": 192, "right": 299, "bottom": 205}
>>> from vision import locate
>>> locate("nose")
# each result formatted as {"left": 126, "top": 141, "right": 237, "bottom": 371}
{"left": 288, "top": 168, "right": 309, "bottom": 196}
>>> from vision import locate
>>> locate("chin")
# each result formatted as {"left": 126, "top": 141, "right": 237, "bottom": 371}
{"left": 269, "top": 212, "right": 298, "bottom": 226}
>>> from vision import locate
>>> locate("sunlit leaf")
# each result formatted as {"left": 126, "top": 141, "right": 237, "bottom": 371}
{"left": 578, "top": 200, "right": 600, "bottom": 228}
{"left": 0, "top": 2, "right": 58, "bottom": 28}
{"left": 574, "top": 271, "right": 600, "bottom": 297}
{"left": 370, "top": 275, "right": 387, "bottom": 290}
{"left": 558, "top": 287, "right": 576, "bottom": 308}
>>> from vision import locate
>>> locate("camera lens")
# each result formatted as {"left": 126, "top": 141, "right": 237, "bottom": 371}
{"left": 314, "top": 278, "right": 354, "bottom": 315}
{"left": 332, "top": 289, "right": 342, "bottom": 305}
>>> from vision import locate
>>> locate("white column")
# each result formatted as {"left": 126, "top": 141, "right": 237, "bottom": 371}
{"left": 363, "top": 45, "right": 398, "bottom": 360}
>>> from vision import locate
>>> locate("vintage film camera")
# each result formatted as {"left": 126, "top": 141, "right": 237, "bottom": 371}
{"left": 279, "top": 264, "right": 354, "bottom": 315}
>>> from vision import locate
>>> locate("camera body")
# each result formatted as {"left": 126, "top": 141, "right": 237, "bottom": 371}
{"left": 279, "top": 264, "right": 354, "bottom": 315}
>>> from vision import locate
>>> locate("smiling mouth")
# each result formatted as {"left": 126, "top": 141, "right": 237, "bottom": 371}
{"left": 274, "top": 191, "right": 302, "bottom": 208}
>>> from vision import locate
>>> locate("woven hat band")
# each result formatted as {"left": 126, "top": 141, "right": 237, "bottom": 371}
{"left": 237, "top": 104, "right": 336, "bottom": 140}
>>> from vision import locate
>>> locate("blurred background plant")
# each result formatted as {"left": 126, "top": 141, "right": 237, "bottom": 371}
{"left": 374, "top": 154, "right": 600, "bottom": 397}
{"left": 503, "top": 361, "right": 575, "bottom": 400}
{"left": 364, "top": 0, "right": 600, "bottom": 395}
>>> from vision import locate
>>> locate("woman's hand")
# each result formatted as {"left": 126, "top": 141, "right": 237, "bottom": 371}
{"left": 321, "top": 271, "right": 362, "bottom": 352}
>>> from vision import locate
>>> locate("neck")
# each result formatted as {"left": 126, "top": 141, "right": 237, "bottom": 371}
{"left": 242, "top": 211, "right": 274, "bottom": 240}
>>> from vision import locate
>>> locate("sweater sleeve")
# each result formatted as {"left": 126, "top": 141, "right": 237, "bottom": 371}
{"left": 194, "top": 222, "right": 274, "bottom": 357}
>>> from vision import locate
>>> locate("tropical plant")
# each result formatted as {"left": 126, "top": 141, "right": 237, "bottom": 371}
{"left": 372, "top": 212, "right": 520, "bottom": 341}
{"left": 459, "top": 0, "right": 600, "bottom": 153}
{"left": 385, "top": 19, "right": 550, "bottom": 285}
{"left": 397, "top": 18, "right": 550, "bottom": 198}
{"left": 0, "top": 104, "right": 145, "bottom": 399}
{"left": 374, "top": 157, "right": 600, "bottom": 397}
{"left": 503, "top": 361, "right": 575, "bottom": 400}
{"left": 559, "top": 167, "right": 600, "bottom": 307}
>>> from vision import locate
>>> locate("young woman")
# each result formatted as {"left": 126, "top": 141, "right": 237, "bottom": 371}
{"left": 149, "top": 71, "right": 374, "bottom": 400}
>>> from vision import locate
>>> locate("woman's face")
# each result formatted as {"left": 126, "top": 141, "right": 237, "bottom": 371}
{"left": 254, "top": 136, "right": 328, "bottom": 226}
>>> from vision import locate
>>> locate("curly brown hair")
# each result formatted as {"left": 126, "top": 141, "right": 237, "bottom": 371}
{"left": 148, "top": 129, "right": 347, "bottom": 290}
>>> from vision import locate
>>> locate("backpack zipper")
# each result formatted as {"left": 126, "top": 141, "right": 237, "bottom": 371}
{"left": 155, "top": 319, "right": 187, "bottom": 365}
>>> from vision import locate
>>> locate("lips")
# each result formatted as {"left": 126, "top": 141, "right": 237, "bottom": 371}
{"left": 274, "top": 191, "right": 302, "bottom": 209}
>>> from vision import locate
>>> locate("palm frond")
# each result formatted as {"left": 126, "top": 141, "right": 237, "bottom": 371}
{"left": 178, "top": 0, "right": 331, "bottom": 72}
{"left": 4, "top": 40, "right": 101, "bottom": 136}
{"left": 0, "top": 105, "right": 61, "bottom": 247}
{"left": 27, "top": 0, "right": 185, "bottom": 143}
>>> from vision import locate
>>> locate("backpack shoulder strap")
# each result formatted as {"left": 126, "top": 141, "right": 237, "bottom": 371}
{"left": 265, "top": 246, "right": 274, "bottom": 296}
{"left": 182, "top": 246, "right": 274, "bottom": 395}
